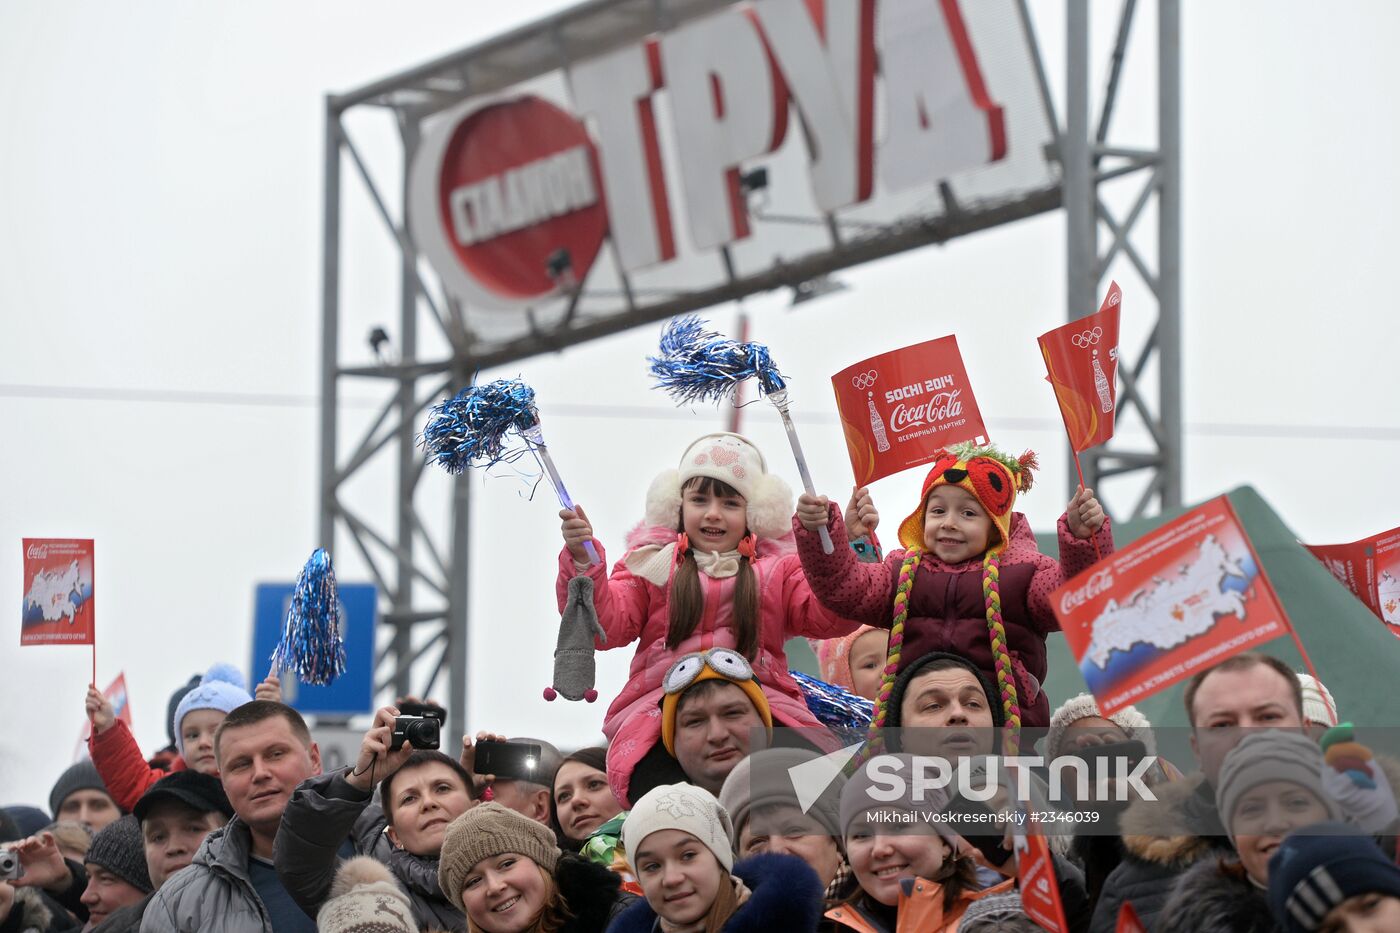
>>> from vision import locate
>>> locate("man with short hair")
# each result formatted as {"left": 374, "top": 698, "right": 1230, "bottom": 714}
{"left": 140, "top": 701, "right": 323, "bottom": 933}
{"left": 1089, "top": 652, "right": 1306, "bottom": 933}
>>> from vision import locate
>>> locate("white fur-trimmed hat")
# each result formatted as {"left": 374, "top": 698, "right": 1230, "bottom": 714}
{"left": 1044, "top": 693, "right": 1155, "bottom": 761}
{"left": 644, "top": 433, "right": 793, "bottom": 540}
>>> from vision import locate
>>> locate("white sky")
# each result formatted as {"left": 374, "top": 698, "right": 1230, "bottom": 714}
{"left": 3, "top": 1, "right": 1398, "bottom": 810}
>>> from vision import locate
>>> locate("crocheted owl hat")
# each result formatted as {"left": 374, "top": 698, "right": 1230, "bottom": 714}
{"left": 643, "top": 432, "right": 794, "bottom": 541}
{"left": 876, "top": 442, "right": 1038, "bottom": 755}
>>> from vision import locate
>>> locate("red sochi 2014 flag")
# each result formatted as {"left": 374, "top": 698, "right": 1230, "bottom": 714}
{"left": 1039, "top": 281, "right": 1122, "bottom": 453}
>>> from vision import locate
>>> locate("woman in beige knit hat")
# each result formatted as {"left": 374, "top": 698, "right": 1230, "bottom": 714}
{"left": 437, "top": 802, "right": 633, "bottom": 933}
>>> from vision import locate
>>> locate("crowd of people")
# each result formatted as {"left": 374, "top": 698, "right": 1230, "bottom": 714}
{"left": 4, "top": 432, "right": 1398, "bottom": 933}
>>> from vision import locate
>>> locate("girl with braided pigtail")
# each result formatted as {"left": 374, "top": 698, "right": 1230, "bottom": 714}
{"left": 794, "top": 443, "right": 1112, "bottom": 753}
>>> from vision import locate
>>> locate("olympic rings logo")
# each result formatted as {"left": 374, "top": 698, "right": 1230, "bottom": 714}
{"left": 851, "top": 371, "right": 878, "bottom": 389}
{"left": 1071, "top": 327, "right": 1103, "bottom": 348}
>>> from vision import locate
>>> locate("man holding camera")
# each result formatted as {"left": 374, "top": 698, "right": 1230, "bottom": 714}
{"left": 273, "top": 704, "right": 475, "bottom": 931}
{"left": 140, "top": 700, "right": 324, "bottom": 933}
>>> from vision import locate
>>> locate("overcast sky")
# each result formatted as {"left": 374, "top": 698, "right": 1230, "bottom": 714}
{"left": 3, "top": 1, "right": 1398, "bottom": 809}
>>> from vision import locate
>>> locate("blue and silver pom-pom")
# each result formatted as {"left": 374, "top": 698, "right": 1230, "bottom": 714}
{"left": 270, "top": 548, "right": 345, "bottom": 686}
{"left": 792, "top": 670, "right": 874, "bottom": 737}
{"left": 421, "top": 377, "right": 540, "bottom": 474}
{"left": 649, "top": 316, "right": 788, "bottom": 405}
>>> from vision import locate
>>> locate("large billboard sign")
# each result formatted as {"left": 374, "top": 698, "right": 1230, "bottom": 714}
{"left": 407, "top": 0, "right": 1056, "bottom": 322}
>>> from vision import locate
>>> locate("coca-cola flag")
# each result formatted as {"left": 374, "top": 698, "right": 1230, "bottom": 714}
{"left": 1116, "top": 902, "right": 1148, "bottom": 933}
{"left": 21, "top": 538, "right": 95, "bottom": 647}
{"left": 1039, "top": 281, "right": 1122, "bottom": 452}
{"left": 1307, "top": 525, "right": 1400, "bottom": 632}
{"left": 1052, "top": 496, "right": 1292, "bottom": 716}
{"left": 831, "top": 336, "right": 989, "bottom": 486}
{"left": 1016, "top": 830, "right": 1069, "bottom": 933}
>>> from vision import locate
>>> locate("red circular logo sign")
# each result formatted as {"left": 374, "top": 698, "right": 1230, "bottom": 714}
{"left": 436, "top": 96, "right": 607, "bottom": 302}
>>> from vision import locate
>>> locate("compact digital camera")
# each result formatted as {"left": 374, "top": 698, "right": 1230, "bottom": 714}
{"left": 390, "top": 710, "right": 444, "bottom": 751}
{"left": 0, "top": 848, "right": 22, "bottom": 881}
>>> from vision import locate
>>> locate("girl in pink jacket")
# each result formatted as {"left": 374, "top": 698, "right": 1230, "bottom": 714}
{"left": 557, "top": 432, "right": 860, "bottom": 806}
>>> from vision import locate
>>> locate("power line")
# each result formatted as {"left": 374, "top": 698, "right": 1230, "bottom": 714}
{"left": 2, "top": 382, "right": 1398, "bottom": 442}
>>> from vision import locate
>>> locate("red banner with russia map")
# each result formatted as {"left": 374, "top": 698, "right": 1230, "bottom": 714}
{"left": 1306, "top": 525, "right": 1400, "bottom": 633}
{"left": 1051, "top": 497, "right": 1293, "bottom": 716}
{"left": 21, "top": 538, "right": 95, "bottom": 646}
{"left": 831, "top": 336, "right": 989, "bottom": 486}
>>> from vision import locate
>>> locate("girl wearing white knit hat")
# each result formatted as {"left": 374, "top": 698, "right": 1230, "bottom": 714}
{"left": 611, "top": 783, "right": 824, "bottom": 933}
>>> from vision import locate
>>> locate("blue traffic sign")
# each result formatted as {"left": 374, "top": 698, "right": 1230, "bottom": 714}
{"left": 252, "top": 582, "right": 377, "bottom": 717}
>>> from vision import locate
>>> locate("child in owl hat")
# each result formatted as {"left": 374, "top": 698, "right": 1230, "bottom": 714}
{"left": 795, "top": 442, "right": 1112, "bottom": 748}
{"left": 557, "top": 432, "right": 861, "bottom": 806}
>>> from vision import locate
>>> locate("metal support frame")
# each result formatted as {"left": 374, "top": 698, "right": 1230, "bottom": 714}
{"left": 317, "top": 0, "right": 1182, "bottom": 735}
{"left": 1063, "top": 0, "right": 1182, "bottom": 519}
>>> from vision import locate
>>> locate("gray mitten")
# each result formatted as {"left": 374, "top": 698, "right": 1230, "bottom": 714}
{"left": 544, "top": 575, "right": 606, "bottom": 702}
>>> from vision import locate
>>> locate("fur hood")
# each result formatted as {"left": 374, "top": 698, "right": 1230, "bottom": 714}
{"left": 1156, "top": 857, "right": 1277, "bottom": 933}
{"left": 609, "top": 853, "right": 823, "bottom": 933}
{"left": 1118, "top": 772, "right": 1230, "bottom": 867}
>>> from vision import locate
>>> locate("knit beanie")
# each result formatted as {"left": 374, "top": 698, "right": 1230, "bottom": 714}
{"left": 660, "top": 649, "right": 773, "bottom": 757}
{"left": 84, "top": 815, "right": 152, "bottom": 894}
{"left": 718, "top": 747, "right": 847, "bottom": 842}
{"left": 437, "top": 803, "right": 560, "bottom": 913}
{"left": 1297, "top": 674, "right": 1339, "bottom": 729}
{"left": 643, "top": 433, "right": 794, "bottom": 540}
{"left": 3, "top": 806, "right": 49, "bottom": 840}
{"left": 839, "top": 754, "right": 953, "bottom": 839}
{"left": 173, "top": 663, "right": 253, "bottom": 757}
{"left": 1216, "top": 732, "right": 1342, "bottom": 842}
{"left": 1044, "top": 692, "right": 1156, "bottom": 760}
{"left": 623, "top": 783, "right": 735, "bottom": 873}
{"left": 877, "top": 444, "right": 1039, "bottom": 753}
{"left": 880, "top": 652, "right": 1004, "bottom": 756}
{"left": 811, "top": 626, "right": 882, "bottom": 693}
{"left": 48, "top": 760, "right": 114, "bottom": 820}
{"left": 1267, "top": 822, "right": 1400, "bottom": 933}
{"left": 317, "top": 856, "right": 416, "bottom": 933}
{"left": 164, "top": 673, "right": 201, "bottom": 748}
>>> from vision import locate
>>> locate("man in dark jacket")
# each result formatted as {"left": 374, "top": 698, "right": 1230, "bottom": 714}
{"left": 1088, "top": 652, "right": 1306, "bottom": 933}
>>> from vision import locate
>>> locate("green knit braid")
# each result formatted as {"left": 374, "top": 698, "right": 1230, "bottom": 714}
{"left": 863, "top": 547, "right": 924, "bottom": 760}
{"left": 982, "top": 550, "right": 1022, "bottom": 754}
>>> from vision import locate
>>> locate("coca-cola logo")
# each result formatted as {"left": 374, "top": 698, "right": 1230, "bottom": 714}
{"left": 26, "top": 544, "right": 49, "bottom": 560}
{"left": 889, "top": 390, "right": 963, "bottom": 432}
{"left": 1060, "top": 568, "right": 1114, "bottom": 615}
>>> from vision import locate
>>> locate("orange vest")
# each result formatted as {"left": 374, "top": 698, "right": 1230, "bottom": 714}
{"left": 825, "top": 877, "right": 1017, "bottom": 933}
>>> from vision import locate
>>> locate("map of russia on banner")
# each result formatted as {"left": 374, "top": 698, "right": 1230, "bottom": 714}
{"left": 830, "top": 336, "right": 989, "bottom": 486}
{"left": 1052, "top": 496, "right": 1291, "bottom": 716}
{"left": 1038, "top": 281, "right": 1121, "bottom": 453}
{"left": 21, "top": 538, "right": 95, "bottom": 647}
{"left": 1306, "top": 525, "right": 1400, "bottom": 632}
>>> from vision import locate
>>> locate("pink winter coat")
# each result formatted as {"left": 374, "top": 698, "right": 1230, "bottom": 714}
{"left": 556, "top": 526, "right": 861, "bottom": 805}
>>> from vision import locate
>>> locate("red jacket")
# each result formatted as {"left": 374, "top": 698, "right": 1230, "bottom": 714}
{"left": 89, "top": 719, "right": 187, "bottom": 812}
{"left": 795, "top": 508, "right": 1112, "bottom": 729}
